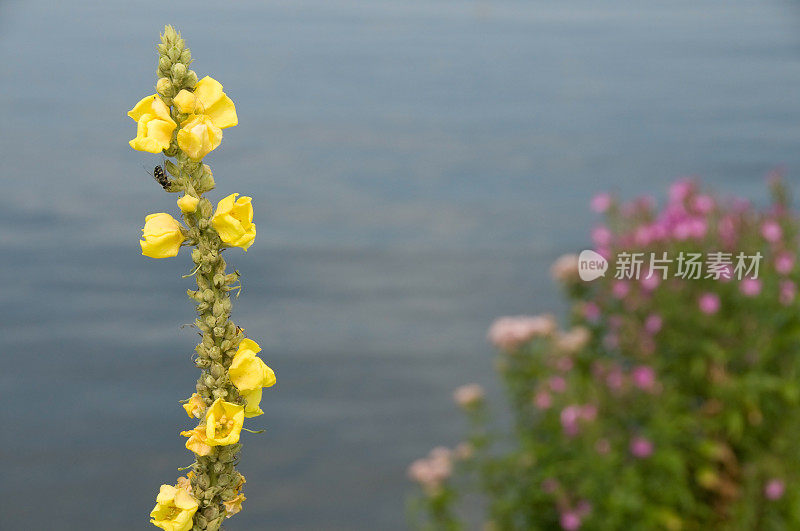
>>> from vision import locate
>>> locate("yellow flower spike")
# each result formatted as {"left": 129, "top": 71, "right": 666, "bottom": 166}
{"left": 223, "top": 493, "right": 246, "bottom": 518}
{"left": 211, "top": 193, "right": 256, "bottom": 250}
{"left": 149, "top": 484, "right": 199, "bottom": 531}
{"left": 177, "top": 114, "right": 222, "bottom": 161}
{"left": 128, "top": 95, "right": 176, "bottom": 153}
{"left": 174, "top": 76, "right": 238, "bottom": 129}
{"left": 177, "top": 194, "right": 199, "bottom": 214}
{"left": 180, "top": 426, "right": 213, "bottom": 456}
{"left": 241, "top": 388, "right": 264, "bottom": 418}
{"left": 229, "top": 339, "right": 276, "bottom": 392}
{"left": 140, "top": 213, "right": 185, "bottom": 258}
{"left": 182, "top": 393, "right": 205, "bottom": 418}
{"left": 204, "top": 398, "right": 245, "bottom": 446}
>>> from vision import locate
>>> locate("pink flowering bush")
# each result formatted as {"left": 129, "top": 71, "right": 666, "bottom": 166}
{"left": 409, "top": 176, "right": 800, "bottom": 529}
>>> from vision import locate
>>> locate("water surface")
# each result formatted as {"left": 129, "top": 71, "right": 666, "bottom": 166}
{"left": 1, "top": 0, "right": 800, "bottom": 528}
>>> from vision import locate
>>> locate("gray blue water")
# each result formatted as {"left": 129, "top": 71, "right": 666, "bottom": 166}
{"left": 2, "top": 0, "right": 800, "bottom": 528}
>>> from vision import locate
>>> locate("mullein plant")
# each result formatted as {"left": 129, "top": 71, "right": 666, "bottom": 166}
{"left": 129, "top": 26, "right": 276, "bottom": 531}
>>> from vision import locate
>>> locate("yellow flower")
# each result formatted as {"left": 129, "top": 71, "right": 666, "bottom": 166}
{"left": 140, "top": 213, "right": 185, "bottom": 258}
{"left": 211, "top": 194, "right": 256, "bottom": 250}
{"left": 180, "top": 426, "right": 212, "bottom": 457}
{"left": 204, "top": 398, "right": 245, "bottom": 446}
{"left": 229, "top": 339, "right": 276, "bottom": 392}
{"left": 182, "top": 393, "right": 205, "bottom": 418}
{"left": 173, "top": 76, "right": 238, "bottom": 128}
{"left": 149, "top": 484, "right": 199, "bottom": 531}
{"left": 223, "top": 493, "right": 246, "bottom": 518}
{"left": 174, "top": 76, "right": 237, "bottom": 160}
{"left": 176, "top": 114, "right": 222, "bottom": 161}
{"left": 177, "top": 195, "right": 199, "bottom": 213}
{"left": 241, "top": 388, "right": 264, "bottom": 418}
{"left": 128, "top": 95, "right": 176, "bottom": 153}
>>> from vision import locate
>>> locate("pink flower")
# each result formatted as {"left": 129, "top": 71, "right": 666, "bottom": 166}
{"left": 582, "top": 302, "right": 601, "bottom": 322}
{"left": 631, "top": 365, "right": 657, "bottom": 391}
{"left": 692, "top": 194, "right": 715, "bottom": 214}
{"left": 780, "top": 280, "right": 796, "bottom": 306}
{"left": 453, "top": 383, "right": 485, "bottom": 409}
{"left": 634, "top": 225, "right": 654, "bottom": 246}
{"left": 488, "top": 315, "right": 557, "bottom": 351}
{"left": 591, "top": 225, "right": 613, "bottom": 247}
{"left": 740, "top": 277, "right": 762, "bottom": 297}
{"left": 612, "top": 281, "right": 630, "bottom": 299}
{"left": 669, "top": 178, "right": 694, "bottom": 203}
{"left": 640, "top": 272, "right": 661, "bottom": 292}
{"left": 560, "top": 406, "right": 581, "bottom": 437}
{"left": 718, "top": 215, "right": 737, "bottom": 244}
{"left": 534, "top": 390, "right": 552, "bottom": 410}
{"left": 560, "top": 511, "right": 582, "bottom": 530}
{"left": 555, "top": 327, "right": 591, "bottom": 354}
{"left": 644, "top": 314, "right": 662, "bottom": 335}
{"left": 407, "top": 447, "right": 453, "bottom": 492}
{"left": 672, "top": 221, "right": 692, "bottom": 241}
{"left": 629, "top": 436, "right": 654, "bottom": 459}
{"left": 551, "top": 254, "right": 580, "bottom": 282}
{"left": 775, "top": 252, "right": 794, "bottom": 275}
{"left": 560, "top": 405, "right": 595, "bottom": 437}
{"left": 698, "top": 293, "right": 720, "bottom": 314}
{"left": 549, "top": 376, "right": 567, "bottom": 393}
{"left": 689, "top": 217, "right": 708, "bottom": 239}
{"left": 761, "top": 220, "right": 783, "bottom": 243}
{"left": 591, "top": 192, "right": 612, "bottom": 214}
{"left": 764, "top": 479, "right": 785, "bottom": 500}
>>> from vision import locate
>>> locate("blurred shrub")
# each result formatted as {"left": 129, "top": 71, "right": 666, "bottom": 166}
{"left": 409, "top": 175, "right": 800, "bottom": 530}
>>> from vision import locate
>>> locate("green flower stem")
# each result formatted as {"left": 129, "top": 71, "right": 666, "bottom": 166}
{"left": 154, "top": 25, "right": 245, "bottom": 531}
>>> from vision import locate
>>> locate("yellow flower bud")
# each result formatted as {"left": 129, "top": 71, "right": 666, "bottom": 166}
{"left": 127, "top": 95, "right": 176, "bottom": 153}
{"left": 177, "top": 194, "right": 199, "bottom": 213}
{"left": 149, "top": 484, "right": 199, "bottom": 531}
{"left": 211, "top": 193, "right": 256, "bottom": 250}
{"left": 140, "top": 213, "right": 185, "bottom": 258}
{"left": 176, "top": 114, "right": 222, "bottom": 161}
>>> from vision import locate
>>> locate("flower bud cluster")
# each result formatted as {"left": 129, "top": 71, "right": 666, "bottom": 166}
{"left": 156, "top": 25, "right": 197, "bottom": 107}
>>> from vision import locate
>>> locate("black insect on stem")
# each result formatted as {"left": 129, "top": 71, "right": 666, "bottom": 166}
{"left": 153, "top": 163, "right": 170, "bottom": 190}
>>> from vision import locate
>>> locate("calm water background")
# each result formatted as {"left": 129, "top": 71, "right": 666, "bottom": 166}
{"left": 2, "top": 0, "right": 800, "bottom": 529}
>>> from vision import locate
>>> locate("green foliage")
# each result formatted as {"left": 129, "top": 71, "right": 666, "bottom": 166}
{"left": 410, "top": 177, "right": 800, "bottom": 530}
